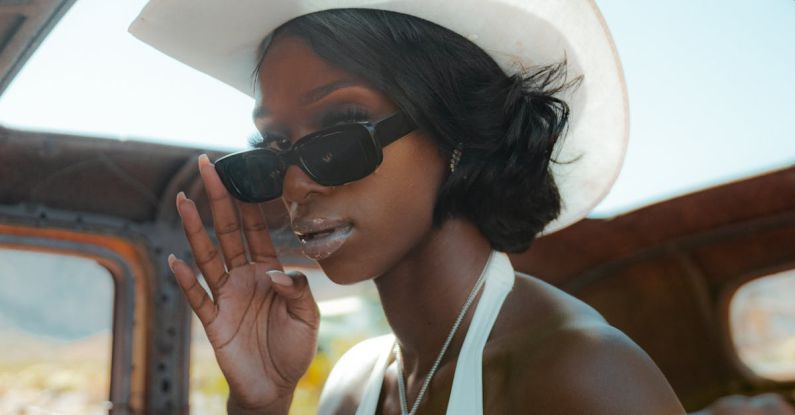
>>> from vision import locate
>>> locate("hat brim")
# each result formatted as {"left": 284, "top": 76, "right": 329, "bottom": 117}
{"left": 129, "top": 0, "right": 628, "bottom": 235}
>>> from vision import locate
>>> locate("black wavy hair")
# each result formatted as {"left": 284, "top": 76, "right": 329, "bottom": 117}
{"left": 263, "top": 9, "right": 576, "bottom": 253}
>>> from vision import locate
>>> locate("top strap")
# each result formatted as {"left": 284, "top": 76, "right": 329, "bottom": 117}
{"left": 354, "top": 251, "right": 516, "bottom": 415}
{"left": 445, "top": 252, "right": 515, "bottom": 414}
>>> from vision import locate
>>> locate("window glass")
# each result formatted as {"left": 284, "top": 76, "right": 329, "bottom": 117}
{"left": 189, "top": 266, "right": 389, "bottom": 415}
{"left": 0, "top": 248, "right": 114, "bottom": 415}
{"left": 730, "top": 269, "right": 795, "bottom": 381}
{"left": 0, "top": 0, "right": 255, "bottom": 151}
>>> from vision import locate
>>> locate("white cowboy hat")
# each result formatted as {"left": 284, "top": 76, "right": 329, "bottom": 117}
{"left": 129, "top": 0, "right": 628, "bottom": 235}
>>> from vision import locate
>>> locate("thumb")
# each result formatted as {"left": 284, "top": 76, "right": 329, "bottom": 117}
{"left": 267, "top": 270, "right": 320, "bottom": 327}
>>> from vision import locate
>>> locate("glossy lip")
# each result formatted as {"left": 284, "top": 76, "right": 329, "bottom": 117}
{"left": 292, "top": 217, "right": 352, "bottom": 237}
{"left": 292, "top": 217, "right": 354, "bottom": 261}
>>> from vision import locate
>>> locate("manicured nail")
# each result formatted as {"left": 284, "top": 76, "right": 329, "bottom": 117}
{"left": 267, "top": 270, "right": 294, "bottom": 286}
{"left": 198, "top": 154, "right": 212, "bottom": 169}
{"left": 167, "top": 254, "right": 177, "bottom": 272}
{"left": 175, "top": 192, "right": 187, "bottom": 215}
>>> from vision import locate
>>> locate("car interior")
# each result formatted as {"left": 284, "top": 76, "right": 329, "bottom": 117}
{"left": 1, "top": 1, "right": 794, "bottom": 414}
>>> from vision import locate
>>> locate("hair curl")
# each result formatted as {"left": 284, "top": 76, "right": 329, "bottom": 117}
{"left": 266, "top": 9, "right": 576, "bottom": 253}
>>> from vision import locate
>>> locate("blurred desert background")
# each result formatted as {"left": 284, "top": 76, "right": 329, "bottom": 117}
{"left": 0, "top": 249, "right": 113, "bottom": 415}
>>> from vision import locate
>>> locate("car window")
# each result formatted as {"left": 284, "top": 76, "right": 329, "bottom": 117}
{"left": 730, "top": 268, "right": 795, "bottom": 382}
{"left": 0, "top": 0, "right": 255, "bottom": 151}
{"left": 0, "top": 248, "right": 114, "bottom": 414}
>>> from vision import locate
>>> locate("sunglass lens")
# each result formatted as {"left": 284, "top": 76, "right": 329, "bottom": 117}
{"left": 216, "top": 150, "right": 282, "bottom": 202}
{"left": 299, "top": 127, "right": 379, "bottom": 186}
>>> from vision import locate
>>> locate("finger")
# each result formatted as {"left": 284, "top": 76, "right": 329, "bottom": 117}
{"left": 199, "top": 154, "right": 248, "bottom": 269}
{"left": 176, "top": 192, "right": 229, "bottom": 293}
{"left": 239, "top": 202, "right": 279, "bottom": 265}
{"left": 169, "top": 254, "right": 217, "bottom": 325}
{"left": 268, "top": 270, "right": 320, "bottom": 328}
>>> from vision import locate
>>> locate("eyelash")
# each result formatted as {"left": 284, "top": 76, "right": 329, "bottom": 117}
{"left": 319, "top": 106, "right": 372, "bottom": 127}
{"left": 250, "top": 131, "right": 289, "bottom": 151}
{"left": 251, "top": 106, "right": 373, "bottom": 151}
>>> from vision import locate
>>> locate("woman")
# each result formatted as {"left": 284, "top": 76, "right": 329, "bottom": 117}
{"left": 133, "top": 1, "right": 686, "bottom": 414}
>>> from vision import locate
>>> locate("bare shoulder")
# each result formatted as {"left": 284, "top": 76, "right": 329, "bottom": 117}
{"left": 317, "top": 334, "right": 393, "bottom": 415}
{"left": 498, "top": 273, "right": 685, "bottom": 415}
{"left": 515, "top": 320, "right": 686, "bottom": 414}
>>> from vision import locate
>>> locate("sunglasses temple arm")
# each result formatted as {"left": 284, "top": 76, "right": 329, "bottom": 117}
{"left": 374, "top": 112, "right": 417, "bottom": 147}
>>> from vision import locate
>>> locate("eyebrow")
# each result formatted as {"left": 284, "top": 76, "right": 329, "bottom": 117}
{"left": 252, "top": 78, "right": 363, "bottom": 120}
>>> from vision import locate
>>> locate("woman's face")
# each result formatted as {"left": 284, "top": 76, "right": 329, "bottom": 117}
{"left": 254, "top": 35, "right": 446, "bottom": 283}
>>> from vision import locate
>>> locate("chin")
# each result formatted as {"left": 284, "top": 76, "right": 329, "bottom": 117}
{"left": 315, "top": 250, "right": 380, "bottom": 286}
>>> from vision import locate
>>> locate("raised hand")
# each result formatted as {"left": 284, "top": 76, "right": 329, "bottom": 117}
{"left": 168, "top": 154, "right": 319, "bottom": 414}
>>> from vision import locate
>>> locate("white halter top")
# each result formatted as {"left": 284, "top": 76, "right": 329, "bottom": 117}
{"left": 354, "top": 251, "right": 516, "bottom": 415}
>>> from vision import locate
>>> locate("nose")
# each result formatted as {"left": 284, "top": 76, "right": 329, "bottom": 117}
{"left": 281, "top": 164, "right": 332, "bottom": 204}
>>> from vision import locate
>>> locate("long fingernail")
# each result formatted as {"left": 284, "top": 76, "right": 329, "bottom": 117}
{"left": 168, "top": 254, "right": 177, "bottom": 272}
{"left": 198, "top": 154, "right": 212, "bottom": 169}
{"left": 267, "top": 270, "right": 294, "bottom": 286}
{"left": 175, "top": 192, "right": 186, "bottom": 215}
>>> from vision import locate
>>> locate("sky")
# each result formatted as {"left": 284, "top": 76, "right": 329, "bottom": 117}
{"left": 0, "top": 0, "right": 792, "bottom": 217}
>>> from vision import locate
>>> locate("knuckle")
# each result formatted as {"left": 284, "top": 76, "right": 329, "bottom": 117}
{"left": 244, "top": 221, "right": 269, "bottom": 232}
{"left": 196, "top": 248, "right": 220, "bottom": 266}
{"left": 250, "top": 254, "right": 276, "bottom": 264}
{"left": 216, "top": 221, "right": 241, "bottom": 235}
{"left": 195, "top": 291, "right": 209, "bottom": 310}
{"left": 186, "top": 278, "right": 201, "bottom": 293}
{"left": 227, "top": 251, "right": 247, "bottom": 265}
{"left": 183, "top": 221, "right": 205, "bottom": 236}
{"left": 216, "top": 271, "right": 230, "bottom": 288}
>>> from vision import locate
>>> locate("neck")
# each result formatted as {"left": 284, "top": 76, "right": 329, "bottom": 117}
{"left": 373, "top": 218, "right": 493, "bottom": 377}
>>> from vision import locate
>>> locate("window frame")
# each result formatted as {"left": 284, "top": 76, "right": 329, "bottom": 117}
{"left": 0, "top": 221, "right": 150, "bottom": 414}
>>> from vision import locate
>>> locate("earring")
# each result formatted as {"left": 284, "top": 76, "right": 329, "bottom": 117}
{"left": 449, "top": 144, "right": 463, "bottom": 173}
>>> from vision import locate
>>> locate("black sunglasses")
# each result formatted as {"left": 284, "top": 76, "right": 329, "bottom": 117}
{"left": 215, "top": 111, "right": 416, "bottom": 203}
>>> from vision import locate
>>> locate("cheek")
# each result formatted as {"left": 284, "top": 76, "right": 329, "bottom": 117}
{"left": 323, "top": 134, "right": 446, "bottom": 280}
{"left": 366, "top": 166, "right": 437, "bottom": 236}
{"left": 367, "top": 134, "right": 445, "bottom": 232}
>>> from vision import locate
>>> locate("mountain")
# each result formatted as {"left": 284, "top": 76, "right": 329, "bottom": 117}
{"left": 0, "top": 248, "right": 114, "bottom": 340}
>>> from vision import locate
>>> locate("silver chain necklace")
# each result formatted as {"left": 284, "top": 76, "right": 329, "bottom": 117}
{"left": 393, "top": 252, "right": 493, "bottom": 415}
